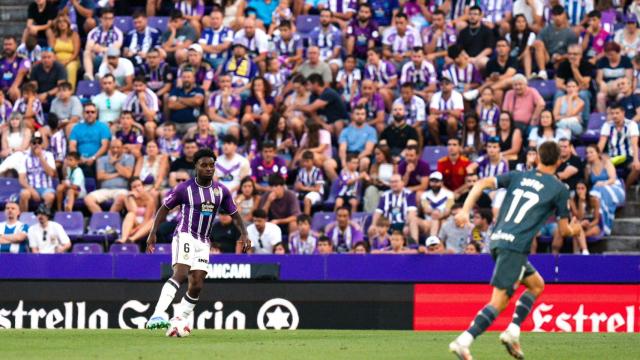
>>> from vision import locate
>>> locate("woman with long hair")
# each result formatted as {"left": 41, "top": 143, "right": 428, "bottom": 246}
{"left": 1, "top": 113, "right": 31, "bottom": 158}
{"left": 553, "top": 79, "right": 585, "bottom": 137}
{"left": 242, "top": 76, "right": 275, "bottom": 131}
{"left": 134, "top": 140, "right": 169, "bottom": 200}
{"left": 584, "top": 144, "right": 625, "bottom": 235}
{"left": 563, "top": 180, "right": 601, "bottom": 254}
{"left": 46, "top": 14, "right": 81, "bottom": 90}
{"left": 461, "top": 112, "right": 484, "bottom": 161}
{"left": 238, "top": 121, "right": 260, "bottom": 162}
{"left": 506, "top": 14, "right": 535, "bottom": 78}
{"left": 264, "top": 112, "right": 297, "bottom": 163}
{"left": 117, "top": 177, "right": 158, "bottom": 244}
{"left": 528, "top": 109, "right": 571, "bottom": 148}
{"left": 497, "top": 112, "right": 523, "bottom": 162}
{"left": 186, "top": 114, "right": 218, "bottom": 153}
{"left": 361, "top": 144, "right": 395, "bottom": 213}
{"left": 234, "top": 176, "right": 261, "bottom": 224}
{"left": 295, "top": 118, "right": 336, "bottom": 180}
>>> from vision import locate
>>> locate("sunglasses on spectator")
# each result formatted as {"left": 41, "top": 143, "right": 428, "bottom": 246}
{"left": 84, "top": 110, "right": 96, "bottom": 114}
{"left": 176, "top": 178, "right": 188, "bottom": 183}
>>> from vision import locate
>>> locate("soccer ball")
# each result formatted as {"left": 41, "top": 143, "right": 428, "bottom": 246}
{"left": 165, "top": 316, "right": 191, "bottom": 338}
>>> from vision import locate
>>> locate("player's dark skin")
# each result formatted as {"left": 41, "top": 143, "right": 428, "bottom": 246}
{"left": 146, "top": 156, "right": 250, "bottom": 299}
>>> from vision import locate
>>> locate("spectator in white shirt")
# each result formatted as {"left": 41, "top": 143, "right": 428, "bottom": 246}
{"left": 91, "top": 74, "right": 127, "bottom": 125}
{"left": 97, "top": 47, "right": 135, "bottom": 93}
{"left": 28, "top": 204, "right": 71, "bottom": 254}
{"left": 247, "top": 209, "right": 282, "bottom": 254}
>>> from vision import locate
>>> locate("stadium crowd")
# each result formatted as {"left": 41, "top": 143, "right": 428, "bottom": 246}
{"left": 0, "top": 0, "right": 637, "bottom": 255}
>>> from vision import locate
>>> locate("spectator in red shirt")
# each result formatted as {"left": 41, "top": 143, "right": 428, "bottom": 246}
{"left": 437, "top": 138, "right": 470, "bottom": 191}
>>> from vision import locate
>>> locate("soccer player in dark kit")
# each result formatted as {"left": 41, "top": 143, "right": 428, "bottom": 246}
{"left": 449, "top": 142, "right": 582, "bottom": 359}
{"left": 145, "top": 148, "right": 250, "bottom": 329}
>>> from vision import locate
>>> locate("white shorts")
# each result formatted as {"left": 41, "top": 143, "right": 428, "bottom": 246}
{"left": 304, "top": 191, "right": 322, "bottom": 205}
{"left": 171, "top": 232, "right": 210, "bottom": 273}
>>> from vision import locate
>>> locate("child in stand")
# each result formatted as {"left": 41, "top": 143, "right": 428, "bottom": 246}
{"left": 476, "top": 87, "right": 500, "bottom": 137}
{"left": 461, "top": 112, "right": 484, "bottom": 161}
{"left": 369, "top": 216, "right": 391, "bottom": 250}
{"left": 268, "top": 0, "right": 294, "bottom": 35}
{"left": 372, "top": 230, "right": 418, "bottom": 254}
{"left": 336, "top": 55, "right": 362, "bottom": 106}
{"left": 158, "top": 122, "right": 182, "bottom": 160}
{"left": 288, "top": 214, "right": 318, "bottom": 255}
{"left": 334, "top": 154, "right": 364, "bottom": 213}
{"left": 47, "top": 114, "right": 67, "bottom": 177}
{"left": 294, "top": 150, "right": 325, "bottom": 215}
{"left": 264, "top": 57, "right": 290, "bottom": 104}
{"left": 56, "top": 151, "right": 86, "bottom": 212}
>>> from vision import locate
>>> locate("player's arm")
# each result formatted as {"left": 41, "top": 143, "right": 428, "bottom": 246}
{"left": 557, "top": 217, "right": 582, "bottom": 238}
{"left": 146, "top": 205, "right": 171, "bottom": 253}
{"left": 455, "top": 177, "right": 497, "bottom": 226}
{"left": 230, "top": 211, "right": 250, "bottom": 253}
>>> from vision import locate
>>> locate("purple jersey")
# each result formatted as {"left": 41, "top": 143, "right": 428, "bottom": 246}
{"left": 115, "top": 127, "right": 144, "bottom": 147}
{"left": 0, "top": 56, "right": 30, "bottom": 92}
{"left": 422, "top": 24, "right": 458, "bottom": 52}
{"left": 478, "top": 104, "right": 500, "bottom": 134}
{"left": 337, "top": 169, "right": 359, "bottom": 197}
{"left": 295, "top": 166, "right": 325, "bottom": 195}
{"left": 164, "top": 179, "right": 237, "bottom": 243}
{"left": 199, "top": 25, "right": 234, "bottom": 61}
{"left": 444, "top": 63, "right": 483, "bottom": 92}
{"left": 178, "top": 63, "right": 214, "bottom": 87}
{"left": 400, "top": 60, "right": 437, "bottom": 90}
{"left": 0, "top": 101, "right": 12, "bottom": 124}
{"left": 310, "top": 25, "right": 343, "bottom": 61}
{"left": 382, "top": 27, "right": 423, "bottom": 54}
{"left": 208, "top": 90, "right": 241, "bottom": 115}
{"left": 135, "top": 62, "right": 174, "bottom": 92}
{"left": 123, "top": 89, "right": 159, "bottom": 122}
{"left": 347, "top": 19, "right": 380, "bottom": 58}
{"left": 23, "top": 150, "right": 55, "bottom": 189}
{"left": 175, "top": 0, "right": 205, "bottom": 17}
{"left": 475, "top": 155, "right": 509, "bottom": 178}
{"left": 12, "top": 97, "right": 44, "bottom": 127}
{"left": 398, "top": 159, "right": 430, "bottom": 187}
{"left": 480, "top": 0, "right": 513, "bottom": 23}
{"left": 365, "top": 60, "right": 397, "bottom": 85}
{"left": 194, "top": 133, "right": 217, "bottom": 150}
{"left": 87, "top": 26, "right": 123, "bottom": 53}
{"left": 158, "top": 136, "right": 182, "bottom": 156}
{"left": 264, "top": 69, "right": 290, "bottom": 97}
{"left": 251, "top": 155, "right": 288, "bottom": 185}
{"left": 376, "top": 189, "right": 417, "bottom": 225}
{"left": 270, "top": 34, "right": 302, "bottom": 58}
{"left": 325, "top": 223, "right": 363, "bottom": 250}
{"left": 350, "top": 93, "right": 385, "bottom": 120}
{"left": 326, "top": 0, "right": 357, "bottom": 14}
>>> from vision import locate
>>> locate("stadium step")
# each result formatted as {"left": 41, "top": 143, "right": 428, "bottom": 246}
{"left": 0, "top": 22, "right": 25, "bottom": 39}
{"left": 0, "top": 5, "right": 28, "bottom": 22}
{"left": 605, "top": 236, "right": 640, "bottom": 252}
{"left": 610, "top": 218, "right": 640, "bottom": 236}
{"left": 615, "top": 201, "right": 640, "bottom": 218}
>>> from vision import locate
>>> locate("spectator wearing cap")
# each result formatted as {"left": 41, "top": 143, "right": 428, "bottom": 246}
{"left": 554, "top": 43, "right": 593, "bottom": 129}
{"left": 198, "top": 7, "right": 234, "bottom": 70}
{"left": 0, "top": 198, "right": 29, "bottom": 253}
{"left": 122, "top": 10, "right": 161, "bottom": 66}
{"left": 423, "top": 235, "right": 451, "bottom": 254}
{"left": 84, "top": 138, "right": 135, "bottom": 214}
{"left": 259, "top": 174, "right": 301, "bottom": 235}
{"left": 292, "top": 74, "right": 349, "bottom": 137}
{"left": 83, "top": 7, "right": 123, "bottom": 81}
{"left": 28, "top": 204, "right": 71, "bottom": 254}
{"left": 427, "top": 74, "right": 464, "bottom": 145}
{"left": 177, "top": 44, "right": 215, "bottom": 92}
{"left": 123, "top": 75, "right": 160, "bottom": 140}
{"left": 532, "top": 5, "right": 578, "bottom": 80}
{"left": 233, "top": 17, "right": 269, "bottom": 71}
{"left": 18, "top": 132, "right": 56, "bottom": 211}
{"left": 398, "top": 145, "right": 430, "bottom": 194}
{"left": 91, "top": 74, "right": 127, "bottom": 126}
{"left": 437, "top": 138, "right": 471, "bottom": 192}
{"left": 456, "top": 6, "right": 494, "bottom": 70}
{"left": 69, "top": 102, "right": 111, "bottom": 178}
{"left": 419, "top": 171, "right": 454, "bottom": 237}
{"left": 50, "top": 81, "right": 82, "bottom": 135}
{"left": 325, "top": 207, "right": 364, "bottom": 254}
{"left": 380, "top": 103, "right": 419, "bottom": 158}
{"left": 580, "top": 10, "right": 611, "bottom": 65}
{"left": 207, "top": 74, "right": 241, "bottom": 139}
{"left": 29, "top": 47, "right": 67, "bottom": 109}
{"left": 596, "top": 41, "right": 633, "bottom": 113}
{"left": 167, "top": 67, "right": 205, "bottom": 135}
{"left": 614, "top": 14, "right": 640, "bottom": 59}
{"left": 161, "top": 10, "right": 198, "bottom": 66}
{"left": 247, "top": 208, "right": 282, "bottom": 254}
{"left": 97, "top": 47, "right": 135, "bottom": 93}
{"left": 296, "top": 46, "right": 333, "bottom": 86}
{"left": 251, "top": 141, "right": 288, "bottom": 192}
{"left": 220, "top": 42, "right": 258, "bottom": 94}
{"left": 501, "top": 74, "right": 545, "bottom": 131}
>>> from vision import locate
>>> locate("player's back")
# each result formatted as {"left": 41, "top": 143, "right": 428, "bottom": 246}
{"left": 491, "top": 170, "right": 570, "bottom": 254}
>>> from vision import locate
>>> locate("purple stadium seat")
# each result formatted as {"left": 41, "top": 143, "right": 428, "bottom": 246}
{"left": 110, "top": 243, "right": 140, "bottom": 254}
{"left": 154, "top": 243, "right": 171, "bottom": 254}
{"left": 84, "top": 212, "right": 122, "bottom": 242}
{"left": 296, "top": 15, "right": 319, "bottom": 34}
{"left": 581, "top": 112, "right": 607, "bottom": 143}
{"left": 149, "top": 17, "right": 169, "bottom": 32}
{"left": 312, "top": 212, "right": 335, "bottom": 232}
{"left": 115, "top": 16, "right": 134, "bottom": 33}
{"left": 352, "top": 212, "right": 369, "bottom": 230}
{"left": 54, "top": 212, "right": 85, "bottom": 240}
{"left": 0, "top": 178, "right": 21, "bottom": 204}
{"left": 528, "top": 80, "right": 556, "bottom": 101}
{"left": 72, "top": 243, "right": 104, "bottom": 254}
{"left": 0, "top": 212, "right": 5, "bottom": 222}
{"left": 323, "top": 180, "right": 341, "bottom": 210}
{"left": 421, "top": 146, "right": 447, "bottom": 170}
{"left": 76, "top": 80, "right": 100, "bottom": 99}
{"left": 19, "top": 212, "right": 38, "bottom": 226}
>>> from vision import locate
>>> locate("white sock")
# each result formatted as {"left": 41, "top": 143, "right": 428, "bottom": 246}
{"left": 178, "top": 293, "right": 199, "bottom": 318}
{"left": 457, "top": 331, "right": 474, "bottom": 347}
{"left": 507, "top": 323, "right": 521, "bottom": 338}
{"left": 152, "top": 278, "right": 179, "bottom": 318}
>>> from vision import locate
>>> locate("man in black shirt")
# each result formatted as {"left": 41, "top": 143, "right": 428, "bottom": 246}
{"left": 454, "top": 173, "right": 493, "bottom": 210}
{"left": 30, "top": 48, "right": 67, "bottom": 109}
{"left": 380, "top": 103, "right": 419, "bottom": 158}
{"left": 465, "top": 38, "right": 517, "bottom": 103}
{"left": 294, "top": 73, "right": 349, "bottom": 136}
{"left": 617, "top": 77, "right": 640, "bottom": 122}
{"left": 555, "top": 43, "right": 594, "bottom": 127}
{"left": 25, "top": 0, "right": 58, "bottom": 44}
{"left": 209, "top": 211, "right": 241, "bottom": 253}
{"left": 169, "top": 139, "right": 197, "bottom": 181}
{"left": 556, "top": 139, "right": 583, "bottom": 191}
{"left": 457, "top": 6, "right": 494, "bottom": 70}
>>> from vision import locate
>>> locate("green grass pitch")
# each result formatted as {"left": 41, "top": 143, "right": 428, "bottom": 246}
{"left": 1, "top": 330, "right": 638, "bottom": 359}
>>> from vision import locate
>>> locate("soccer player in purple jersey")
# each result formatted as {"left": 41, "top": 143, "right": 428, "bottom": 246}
{"left": 145, "top": 148, "right": 250, "bottom": 330}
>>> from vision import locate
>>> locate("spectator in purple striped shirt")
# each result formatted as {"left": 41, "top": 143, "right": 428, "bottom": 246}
{"left": 18, "top": 133, "right": 57, "bottom": 211}
{"left": 423, "top": 10, "right": 457, "bottom": 68}
{"left": 325, "top": 206, "right": 364, "bottom": 253}
{"left": 114, "top": 111, "right": 144, "bottom": 159}
{"left": 82, "top": 8, "right": 123, "bottom": 81}
{"left": 466, "top": 136, "right": 509, "bottom": 179}
{"left": 365, "top": 49, "right": 397, "bottom": 110}
{"left": 124, "top": 75, "right": 160, "bottom": 140}
{"left": 295, "top": 150, "right": 325, "bottom": 215}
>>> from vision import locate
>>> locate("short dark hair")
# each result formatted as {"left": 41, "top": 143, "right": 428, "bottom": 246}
{"left": 133, "top": 74, "right": 146, "bottom": 83}
{"left": 588, "top": 10, "right": 601, "bottom": 19}
{"left": 252, "top": 208, "right": 267, "bottom": 219}
{"left": 538, "top": 141, "right": 561, "bottom": 166}
{"left": 405, "top": 145, "right": 419, "bottom": 154}
{"left": 336, "top": 206, "right": 351, "bottom": 215}
{"left": 128, "top": 176, "right": 142, "bottom": 188}
{"left": 296, "top": 214, "right": 311, "bottom": 224}
{"left": 401, "top": 82, "right": 414, "bottom": 89}
{"left": 132, "top": 9, "right": 146, "bottom": 19}
{"left": 222, "top": 134, "right": 238, "bottom": 145}
{"left": 279, "top": 20, "right": 292, "bottom": 29}
{"left": 170, "top": 9, "right": 184, "bottom": 20}
{"left": 469, "top": 5, "right": 482, "bottom": 13}
{"left": 395, "top": 12, "right": 408, "bottom": 21}
{"left": 163, "top": 121, "right": 176, "bottom": 130}
{"left": 302, "top": 150, "right": 314, "bottom": 161}
{"left": 194, "top": 148, "right": 216, "bottom": 164}
{"left": 100, "top": 7, "right": 115, "bottom": 16}
{"left": 262, "top": 140, "right": 276, "bottom": 150}
{"left": 317, "top": 236, "right": 332, "bottom": 245}
{"left": 447, "top": 44, "right": 463, "bottom": 59}
{"left": 610, "top": 102, "right": 625, "bottom": 112}
{"left": 268, "top": 174, "right": 285, "bottom": 187}
{"left": 433, "top": 9, "right": 446, "bottom": 17}
{"left": 47, "top": 112, "right": 59, "bottom": 130}
{"left": 83, "top": 102, "right": 97, "bottom": 110}
{"left": 477, "top": 209, "right": 493, "bottom": 224}
{"left": 120, "top": 110, "right": 134, "bottom": 119}
{"left": 551, "top": 5, "right": 565, "bottom": 15}
{"left": 307, "top": 73, "right": 324, "bottom": 86}
{"left": 346, "top": 153, "right": 358, "bottom": 162}
{"left": 58, "top": 81, "right": 73, "bottom": 91}
{"left": 447, "top": 137, "right": 461, "bottom": 146}
{"left": 66, "top": 151, "right": 80, "bottom": 160}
